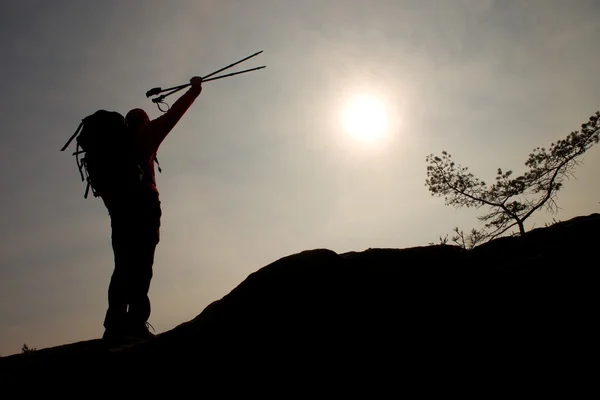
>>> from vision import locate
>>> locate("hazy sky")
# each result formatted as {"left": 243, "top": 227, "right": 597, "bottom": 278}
{"left": 1, "top": 0, "right": 599, "bottom": 356}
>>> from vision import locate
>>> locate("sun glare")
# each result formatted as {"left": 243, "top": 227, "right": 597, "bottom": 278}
{"left": 341, "top": 95, "right": 388, "bottom": 142}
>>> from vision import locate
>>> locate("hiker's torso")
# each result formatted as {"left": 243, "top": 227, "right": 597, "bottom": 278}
{"left": 101, "top": 83, "right": 202, "bottom": 211}
{"left": 100, "top": 125, "right": 160, "bottom": 211}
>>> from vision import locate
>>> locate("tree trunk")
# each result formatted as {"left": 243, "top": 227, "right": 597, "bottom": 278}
{"left": 517, "top": 220, "right": 525, "bottom": 235}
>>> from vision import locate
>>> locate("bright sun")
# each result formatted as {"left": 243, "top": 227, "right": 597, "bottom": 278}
{"left": 341, "top": 95, "right": 388, "bottom": 142}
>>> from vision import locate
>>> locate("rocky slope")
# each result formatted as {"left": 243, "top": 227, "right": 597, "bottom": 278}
{"left": 1, "top": 213, "right": 597, "bottom": 391}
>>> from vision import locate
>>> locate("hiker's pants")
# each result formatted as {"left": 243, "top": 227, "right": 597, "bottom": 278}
{"left": 103, "top": 192, "right": 162, "bottom": 330}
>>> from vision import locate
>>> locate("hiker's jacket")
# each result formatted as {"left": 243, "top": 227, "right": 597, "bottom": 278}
{"left": 133, "top": 84, "right": 202, "bottom": 195}
{"left": 101, "top": 84, "right": 202, "bottom": 211}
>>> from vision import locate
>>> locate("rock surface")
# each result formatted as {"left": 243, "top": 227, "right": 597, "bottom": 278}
{"left": 1, "top": 213, "right": 597, "bottom": 390}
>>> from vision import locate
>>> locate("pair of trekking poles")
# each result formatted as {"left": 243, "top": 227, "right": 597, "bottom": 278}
{"left": 146, "top": 50, "right": 266, "bottom": 111}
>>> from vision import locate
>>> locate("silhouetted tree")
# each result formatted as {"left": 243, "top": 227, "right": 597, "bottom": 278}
{"left": 425, "top": 111, "right": 600, "bottom": 246}
{"left": 21, "top": 343, "right": 36, "bottom": 353}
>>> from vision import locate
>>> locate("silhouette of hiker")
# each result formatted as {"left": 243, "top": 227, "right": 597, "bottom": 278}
{"left": 101, "top": 76, "right": 203, "bottom": 343}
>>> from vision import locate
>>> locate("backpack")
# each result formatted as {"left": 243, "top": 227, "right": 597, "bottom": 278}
{"left": 61, "top": 109, "right": 160, "bottom": 199}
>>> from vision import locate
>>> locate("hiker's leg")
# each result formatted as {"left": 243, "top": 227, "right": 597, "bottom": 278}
{"left": 127, "top": 197, "right": 161, "bottom": 330}
{"left": 103, "top": 222, "right": 131, "bottom": 332}
{"left": 127, "top": 235, "right": 156, "bottom": 328}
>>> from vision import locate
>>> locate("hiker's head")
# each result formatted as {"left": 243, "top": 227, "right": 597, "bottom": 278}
{"left": 125, "top": 108, "right": 150, "bottom": 130}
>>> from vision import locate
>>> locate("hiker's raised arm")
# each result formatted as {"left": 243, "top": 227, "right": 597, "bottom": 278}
{"left": 149, "top": 77, "right": 203, "bottom": 148}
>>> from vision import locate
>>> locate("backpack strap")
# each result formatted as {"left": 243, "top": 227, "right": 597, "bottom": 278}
{"left": 75, "top": 141, "right": 85, "bottom": 181}
{"left": 61, "top": 121, "right": 84, "bottom": 151}
{"left": 73, "top": 140, "right": 94, "bottom": 198}
{"left": 84, "top": 180, "right": 92, "bottom": 199}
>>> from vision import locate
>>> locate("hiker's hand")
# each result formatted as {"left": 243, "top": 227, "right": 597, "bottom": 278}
{"left": 190, "top": 76, "right": 203, "bottom": 90}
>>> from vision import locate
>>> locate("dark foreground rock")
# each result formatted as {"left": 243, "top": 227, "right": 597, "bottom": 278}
{"left": 1, "top": 213, "right": 597, "bottom": 391}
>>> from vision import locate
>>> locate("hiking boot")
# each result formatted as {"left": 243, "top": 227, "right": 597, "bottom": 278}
{"left": 102, "top": 327, "right": 138, "bottom": 346}
{"left": 127, "top": 321, "right": 156, "bottom": 340}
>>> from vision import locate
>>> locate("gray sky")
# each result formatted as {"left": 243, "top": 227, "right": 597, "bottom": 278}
{"left": 1, "top": 0, "right": 599, "bottom": 355}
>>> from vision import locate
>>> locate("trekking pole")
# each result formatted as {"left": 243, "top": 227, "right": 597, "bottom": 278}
{"left": 149, "top": 65, "right": 266, "bottom": 109}
{"left": 145, "top": 50, "right": 265, "bottom": 103}
{"left": 202, "top": 50, "right": 264, "bottom": 81}
{"left": 203, "top": 65, "right": 266, "bottom": 82}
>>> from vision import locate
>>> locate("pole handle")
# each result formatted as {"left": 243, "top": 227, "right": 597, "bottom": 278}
{"left": 145, "top": 87, "right": 162, "bottom": 98}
